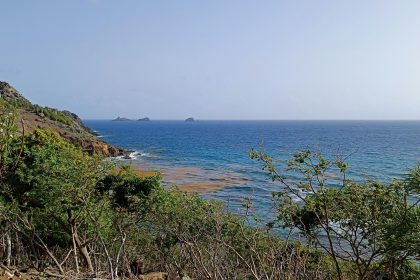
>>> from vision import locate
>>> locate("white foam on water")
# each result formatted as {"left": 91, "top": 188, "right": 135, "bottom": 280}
{"left": 114, "top": 151, "right": 154, "bottom": 161}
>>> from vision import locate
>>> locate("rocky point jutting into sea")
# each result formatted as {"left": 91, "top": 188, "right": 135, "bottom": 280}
{"left": 0, "top": 81, "right": 124, "bottom": 156}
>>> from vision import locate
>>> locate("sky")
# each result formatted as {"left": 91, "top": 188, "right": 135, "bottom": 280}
{"left": 1, "top": 0, "right": 420, "bottom": 120}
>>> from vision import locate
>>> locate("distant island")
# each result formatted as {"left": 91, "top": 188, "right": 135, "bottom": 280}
{"left": 112, "top": 117, "right": 132, "bottom": 121}
{"left": 185, "top": 117, "right": 195, "bottom": 122}
{"left": 138, "top": 117, "right": 150, "bottom": 121}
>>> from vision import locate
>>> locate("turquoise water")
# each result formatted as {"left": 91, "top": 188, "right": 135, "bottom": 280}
{"left": 85, "top": 120, "right": 420, "bottom": 214}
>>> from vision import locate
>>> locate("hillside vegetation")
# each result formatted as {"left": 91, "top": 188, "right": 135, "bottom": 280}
{"left": 0, "top": 82, "right": 123, "bottom": 156}
{"left": 0, "top": 89, "right": 419, "bottom": 279}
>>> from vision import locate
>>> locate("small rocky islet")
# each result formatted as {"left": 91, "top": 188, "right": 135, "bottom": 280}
{"left": 112, "top": 116, "right": 132, "bottom": 121}
{"left": 112, "top": 117, "right": 151, "bottom": 121}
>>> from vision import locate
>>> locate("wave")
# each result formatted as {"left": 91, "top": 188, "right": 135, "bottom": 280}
{"left": 97, "top": 134, "right": 112, "bottom": 138}
{"left": 115, "top": 151, "right": 150, "bottom": 160}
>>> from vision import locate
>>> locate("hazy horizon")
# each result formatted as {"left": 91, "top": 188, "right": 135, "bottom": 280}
{"left": 87, "top": 118, "right": 420, "bottom": 121}
{"left": 1, "top": 1, "right": 420, "bottom": 120}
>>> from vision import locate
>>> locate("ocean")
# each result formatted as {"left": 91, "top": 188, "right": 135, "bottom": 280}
{"left": 84, "top": 120, "right": 420, "bottom": 215}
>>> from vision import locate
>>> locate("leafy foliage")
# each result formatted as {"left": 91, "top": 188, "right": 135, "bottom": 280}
{"left": 98, "top": 165, "right": 161, "bottom": 210}
{"left": 251, "top": 148, "right": 420, "bottom": 280}
{"left": 29, "top": 103, "right": 75, "bottom": 125}
{"left": 0, "top": 100, "right": 19, "bottom": 179}
{"left": 1, "top": 99, "right": 419, "bottom": 279}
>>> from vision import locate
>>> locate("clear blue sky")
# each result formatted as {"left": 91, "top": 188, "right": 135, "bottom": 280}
{"left": 1, "top": 0, "right": 420, "bottom": 120}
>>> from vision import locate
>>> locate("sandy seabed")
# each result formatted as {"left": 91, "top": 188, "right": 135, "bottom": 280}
{"left": 131, "top": 164, "right": 249, "bottom": 193}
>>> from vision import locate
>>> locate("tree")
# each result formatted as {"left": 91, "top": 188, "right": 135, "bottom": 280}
{"left": 250, "top": 149, "right": 420, "bottom": 280}
{"left": 5, "top": 129, "right": 113, "bottom": 273}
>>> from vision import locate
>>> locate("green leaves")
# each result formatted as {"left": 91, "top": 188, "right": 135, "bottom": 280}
{"left": 0, "top": 101, "right": 18, "bottom": 178}
{"left": 405, "top": 163, "right": 420, "bottom": 196}
{"left": 251, "top": 148, "right": 420, "bottom": 279}
{"left": 98, "top": 166, "right": 161, "bottom": 210}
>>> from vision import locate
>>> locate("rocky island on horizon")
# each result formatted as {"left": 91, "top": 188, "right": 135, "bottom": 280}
{"left": 112, "top": 117, "right": 151, "bottom": 121}
{"left": 112, "top": 116, "right": 133, "bottom": 121}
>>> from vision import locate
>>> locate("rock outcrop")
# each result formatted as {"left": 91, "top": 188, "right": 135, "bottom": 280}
{"left": 0, "top": 81, "right": 124, "bottom": 156}
{"left": 112, "top": 116, "right": 132, "bottom": 121}
{"left": 138, "top": 117, "right": 150, "bottom": 121}
{"left": 185, "top": 117, "right": 195, "bottom": 122}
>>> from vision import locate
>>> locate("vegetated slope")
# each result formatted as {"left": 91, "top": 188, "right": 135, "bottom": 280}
{"left": 0, "top": 81, "right": 123, "bottom": 156}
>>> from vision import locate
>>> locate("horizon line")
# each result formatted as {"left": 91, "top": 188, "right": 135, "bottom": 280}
{"left": 82, "top": 118, "right": 420, "bottom": 122}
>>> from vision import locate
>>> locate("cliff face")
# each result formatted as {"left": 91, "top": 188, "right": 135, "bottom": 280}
{"left": 0, "top": 81, "right": 124, "bottom": 156}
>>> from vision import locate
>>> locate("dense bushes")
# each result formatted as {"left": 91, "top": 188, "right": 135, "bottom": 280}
{"left": 0, "top": 102, "right": 419, "bottom": 279}
{"left": 251, "top": 149, "right": 420, "bottom": 279}
{"left": 30, "top": 104, "right": 74, "bottom": 125}
{"left": 98, "top": 166, "right": 161, "bottom": 210}
{"left": 0, "top": 129, "right": 325, "bottom": 278}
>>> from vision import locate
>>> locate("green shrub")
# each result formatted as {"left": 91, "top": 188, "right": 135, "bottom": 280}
{"left": 1, "top": 101, "right": 418, "bottom": 279}
{"left": 251, "top": 149, "right": 420, "bottom": 280}
{"left": 98, "top": 165, "right": 162, "bottom": 209}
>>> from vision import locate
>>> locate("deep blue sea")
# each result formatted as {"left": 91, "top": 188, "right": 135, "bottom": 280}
{"left": 84, "top": 120, "right": 420, "bottom": 215}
